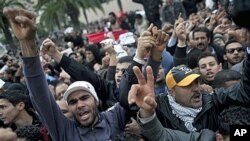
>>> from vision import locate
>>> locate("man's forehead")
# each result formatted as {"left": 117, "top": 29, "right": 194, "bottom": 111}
{"left": 0, "top": 98, "right": 9, "bottom": 102}
{"left": 0, "top": 99, "right": 11, "bottom": 105}
{"left": 68, "top": 90, "right": 91, "bottom": 99}
{"left": 226, "top": 42, "right": 242, "bottom": 48}
{"left": 199, "top": 57, "right": 217, "bottom": 64}
{"left": 194, "top": 31, "right": 206, "bottom": 37}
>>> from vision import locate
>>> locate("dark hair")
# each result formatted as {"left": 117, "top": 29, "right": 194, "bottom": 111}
{"left": 187, "top": 48, "right": 203, "bottom": 69}
{"left": 6, "top": 83, "right": 27, "bottom": 92}
{"left": 218, "top": 106, "right": 250, "bottom": 136}
{"left": 213, "top": 69, "right": 241, "bottom": 88}
{"left": 198, "top": 52, "right": 219, "bottom": 65}
{"left": 134, "top": 13, "right": 143, "bottom": 19}
{"left": 5, "top": 68, "right": 16, "bottom": 76}
{"left": 69, "top": 52, "right": 77, "bottom": 58}
{"left": 0, "top": 90, "right": 30, "bottom": 110}
{"left": 192, "top": 27, "right": 211, "bottom": 40}
{"left": 1, "top": 55, "right": 9, "bottom": 63}
{"left": 16, "top": 125, "right": 44, "bottom": 141}
{"left": 85, "top": 44, "right": 102, "bottom": 64}
{"left": 109, "top": 12, "right": 117, "bottom": 18}
{"left": 223, "top": 39, "right": 243, "bottom": 53}
{"left": 117, "top": 56, "right": 133, "bottom": 64}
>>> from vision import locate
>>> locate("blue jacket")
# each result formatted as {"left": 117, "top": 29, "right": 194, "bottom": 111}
{"left": 23, "top": 56, "right": 129, "bottom": 141}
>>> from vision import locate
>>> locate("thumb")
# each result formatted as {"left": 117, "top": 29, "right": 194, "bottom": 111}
{"left": 130, "top": 117, "right": 136, "bottom": 122}
{"left": 144, "top": 96, "right": 157, "bottom": 110}
{"left": 128, "top": 84, "right": 140, "bottom": 105}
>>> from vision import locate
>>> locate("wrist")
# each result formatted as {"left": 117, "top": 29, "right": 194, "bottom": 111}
{"left": 54, "top": 50, "right": 63, "bottom": 63}
{"left": 151, "top": 52, "right": 162, "bottom": 61}
{"left": 134, "top": 52, "right": 145, "bottom": 60}
{"left": 110, "top": 52, "right": 117, "bottom": 57}
{"left": 109, "top": 55, "right": 117, "bottom": 66}
{"left": 133, "top": 56, "right": 146, "bottom": 65}
{"left": 177, "top": 40, "right": 186, "bottom": 47}
{"left": 20, "top": 39, "right": 37, "bottom": 57}
{"left": 139, "top": 109, "right": 155, "bottom": 118}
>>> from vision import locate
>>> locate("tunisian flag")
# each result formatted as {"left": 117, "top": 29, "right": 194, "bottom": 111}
{"left": 87, "top": 30, "right": 127, "bottom": 44}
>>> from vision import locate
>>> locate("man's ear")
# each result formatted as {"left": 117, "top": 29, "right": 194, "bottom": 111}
{"left": 219, "top": 63, "right": 222, "bottom": 71}
{"left": 223, "top": 54, "right": 227, "bottom": 61}
{"left": 168, "top": 89, "right": 176, "bottom": 97}
{"left": 215, "top": 132, "right": 224, "bottom": 141}
{"left": 96, "top": 100, "right": 100, "bottom": 106}
{"left": 16, "top": 102, "right": 25, "bottom": 110}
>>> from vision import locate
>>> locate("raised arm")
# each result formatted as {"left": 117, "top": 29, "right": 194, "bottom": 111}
{"left": 3, "top": 7, "right": 71, "bottom": 140}
{"left": 119, "top": 24, "right": 169, "bottom": 111}
{"left": 41, "top": 39, "right": 117, "bottom": 109}
{"left": 119, "top": 25, "right": 156, "bottom": 110}
{"left": 173, "top": 19, "right": 188, "bottom": 66}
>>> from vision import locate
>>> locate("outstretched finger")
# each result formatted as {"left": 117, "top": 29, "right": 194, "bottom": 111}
{"left": 133, "top": 66, "right": 146, "bottom": 85}
{"left": 152, "top": 26, "right": 158, "bottom": 39}
{"left": 147, "top": 23, "right": 154, "bottom": 32}
{"left": 146, "top": 66, "right": 154, "bottom": 87}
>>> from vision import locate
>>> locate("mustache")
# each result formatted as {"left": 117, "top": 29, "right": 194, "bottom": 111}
{"left": 198, "top": 43, "right": 204, "bottom": 46}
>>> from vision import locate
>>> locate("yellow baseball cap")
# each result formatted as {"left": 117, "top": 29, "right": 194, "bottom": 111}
{"left": 166, "top": 65, "right": 200, "bottom": 90}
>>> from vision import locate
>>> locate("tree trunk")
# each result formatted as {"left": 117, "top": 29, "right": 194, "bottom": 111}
{"left": 83, "top": 9, "right": 89, "bottom": 25}
{"left": 117, "top": 0, "right": 123, "bottom": 11}
{"left": 67, "top": 4, "right": 80, "bottom": 30}
{"left": 1, "top": 17, "right": 17, "bottom": 52}
{"left": 55, "top": 16, "right": 61, "bottom": 30}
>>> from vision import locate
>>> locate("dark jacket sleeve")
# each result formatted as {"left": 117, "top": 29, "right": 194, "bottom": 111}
{"left": 139, "top": 115, "right": 215, "bottom": 141}
{"left": 212, "top": 54, "right": 250, "bottom": 110}
{"left": 173, "top": 46, "right": 187, "bottom": 66}
{"left": 119, "top": 61, "right": 143, "bottom": 111}
{"left": 59, "top": 55, "right": 117, "bottom": 110}
{"left": 119, "top": 58, "right": 161, "bottom": 114}
{"left": 107, "top": 66, "right": 116, "bottom": 82}
{"left": 23, "top": 56, "right": 73, "bottom": 141}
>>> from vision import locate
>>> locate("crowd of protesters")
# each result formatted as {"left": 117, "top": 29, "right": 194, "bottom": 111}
{"left": 1, "top": 0, "right": 250, "bottom": 141}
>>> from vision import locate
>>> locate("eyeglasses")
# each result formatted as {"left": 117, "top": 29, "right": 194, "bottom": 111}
{"left": 226, "top": 47, "right": 244, "bottom": 54}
